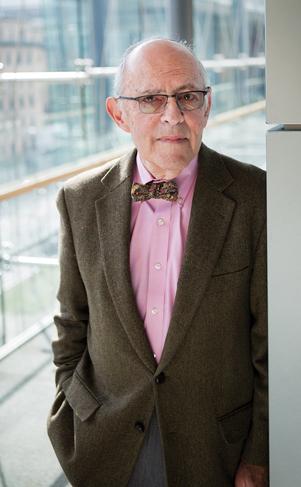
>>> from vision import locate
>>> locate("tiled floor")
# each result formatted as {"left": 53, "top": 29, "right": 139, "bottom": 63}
{"left": 0, "top": 328, "right": 69, "bottom": 487}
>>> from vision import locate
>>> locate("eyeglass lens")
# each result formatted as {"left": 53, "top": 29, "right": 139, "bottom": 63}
{"left": 139, "top": 92, "right": 206, "bottom": 113}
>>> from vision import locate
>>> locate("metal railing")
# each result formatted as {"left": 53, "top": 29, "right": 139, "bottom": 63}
{"left": 0, "top": 99, "right": 265, "bottom": 202}
{"left": 0, "top": 145, "right": 132, "bottom": 201}
{"left": 0, "top": 57, "right": 265, "bottom": 83}
{"left": 0, "top": 58, "right": 266, "bottom": 359}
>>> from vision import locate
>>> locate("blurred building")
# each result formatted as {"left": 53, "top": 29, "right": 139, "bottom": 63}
{"left": 0, "top": 9, "right": 47, "bottom": 176}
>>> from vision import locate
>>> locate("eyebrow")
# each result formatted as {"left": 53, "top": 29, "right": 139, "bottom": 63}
{"left": 136, "top": 83, "right": 201, "bottom": 96}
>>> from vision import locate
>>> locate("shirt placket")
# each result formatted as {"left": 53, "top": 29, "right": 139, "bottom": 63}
{"left": 144, "top": 202, "right": 171, "bottom": 361}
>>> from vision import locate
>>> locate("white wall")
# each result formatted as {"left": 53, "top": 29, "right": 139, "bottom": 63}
{"left": 265, "top": 0, "right": 301, "bottom": 124}
{"left": 267, "top": 130, "right": 301, "bottom": 486}
{"left": 266, "top": 1, "right": 301, "bottom": 484}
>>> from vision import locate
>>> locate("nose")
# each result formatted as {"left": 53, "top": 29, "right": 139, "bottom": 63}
{"left": 160, "top": 96, "right": 184, "bottom": 125}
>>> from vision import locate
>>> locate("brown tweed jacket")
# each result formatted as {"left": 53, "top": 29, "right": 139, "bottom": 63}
{"left": 47, "top": 143, "right": 268, "bottom": 487}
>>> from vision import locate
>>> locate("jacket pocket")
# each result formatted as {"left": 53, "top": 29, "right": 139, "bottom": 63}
{"left": 212, "top": 264, "right": 249, "bottom": 277}
{"left": 217, "top": 401, "right": 252, "bottom": 444}
{"left": 62, "top": 372, "right": 103, "bottom": 422}
{"left": 206, "top": 264, "right": 250, "bottom": 297}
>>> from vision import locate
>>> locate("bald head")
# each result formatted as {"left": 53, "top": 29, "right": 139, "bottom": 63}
{"left": 114, "top": 38, "right": 208, "bottom": 96}
{"left": 106, "top": 37, "right": 212, "bottom": 180}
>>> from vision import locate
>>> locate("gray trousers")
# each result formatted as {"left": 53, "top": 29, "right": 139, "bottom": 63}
{"left": 127, "top": 411, "right": 167, "bottom": 487}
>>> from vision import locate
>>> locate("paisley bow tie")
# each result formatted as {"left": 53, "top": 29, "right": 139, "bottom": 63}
{"left": 131, "top": 180, "right": 178, "bottom": 202}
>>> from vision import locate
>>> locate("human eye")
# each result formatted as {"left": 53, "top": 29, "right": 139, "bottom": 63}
{"left": 180, "top": 91, "right": 197, "bottom": 102}
{"left": 177, "top": 91, "right": 203, "bottom": 110}
{"left": 138, "top": 94, "right": 166, "bottom": 113}
{"left": 140, "top": 94, "right": 162, "bottom": 104}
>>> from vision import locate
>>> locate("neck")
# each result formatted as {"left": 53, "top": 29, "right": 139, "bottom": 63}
{"left": 143, "top": 160, "right": 185, "bottom": 180}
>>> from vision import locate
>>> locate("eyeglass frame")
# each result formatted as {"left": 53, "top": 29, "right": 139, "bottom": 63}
{"left": 116, "top": 87, "right": 211, "bottom": 114}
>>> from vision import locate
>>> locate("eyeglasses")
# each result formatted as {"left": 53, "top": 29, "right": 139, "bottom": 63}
{"left": 116, "top": 88, "right": 211, "bottom": 114}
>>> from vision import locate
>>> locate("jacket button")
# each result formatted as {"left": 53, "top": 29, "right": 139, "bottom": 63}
{"left": 135, "top": 421, "right": 145, "bottom": 433}
{"left": 155, "top": 372, "right": 165, "bottom": 384}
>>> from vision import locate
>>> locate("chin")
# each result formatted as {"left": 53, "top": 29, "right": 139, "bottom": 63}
{"left": 159, "top": 151, "right": 191, "bottom": 167}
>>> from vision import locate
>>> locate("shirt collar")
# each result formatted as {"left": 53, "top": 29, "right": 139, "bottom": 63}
{"left": 134, "top": 152, "right": 198, "bottom": 204}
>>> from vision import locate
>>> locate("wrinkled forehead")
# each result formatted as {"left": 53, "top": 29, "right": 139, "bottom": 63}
{"left": 124, "top": 43, "right": 203, "bottom": 94}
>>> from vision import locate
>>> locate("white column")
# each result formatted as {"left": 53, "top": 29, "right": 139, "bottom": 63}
{"left": 266, "top": 1, "right": 301, "bottom": 485}
{"left": 267, "top": 129, "right": 301, "bottom": 485}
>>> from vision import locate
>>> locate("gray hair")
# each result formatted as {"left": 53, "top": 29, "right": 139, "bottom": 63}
{"left": 113, "top": 37, "right": 208, "bottom": 96}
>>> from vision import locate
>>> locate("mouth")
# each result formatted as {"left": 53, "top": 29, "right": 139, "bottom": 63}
{"left": 158, "top": 136, "right": 188, "bottom": 143}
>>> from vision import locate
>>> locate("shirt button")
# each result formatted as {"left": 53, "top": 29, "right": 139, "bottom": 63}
{"left": 154, "top": 262, "right": 162, "bottom": 270}
{"left": 157, "top": 217, "right": 165, "bottom": 226}
{"left": 151, "top": 307, "right": 159, "bottom": 315}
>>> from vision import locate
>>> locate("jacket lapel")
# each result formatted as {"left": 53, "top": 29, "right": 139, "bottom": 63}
{"left": 95, "top": 150, "right": 157, "bottom": 373}
{"left": 157, "top": 144, "right": 235, "bottom": 372}
{"left": 95, "top": 145, "right": 236, "bottom": 374}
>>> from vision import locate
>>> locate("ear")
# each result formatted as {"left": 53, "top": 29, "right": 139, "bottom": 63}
{"left": 106, "top": 97, "right": 131, "bottom": 133}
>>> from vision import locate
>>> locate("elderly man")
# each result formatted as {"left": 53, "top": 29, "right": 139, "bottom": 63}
{"left": 48, "top": 39, "right": 268, "bottom": 487}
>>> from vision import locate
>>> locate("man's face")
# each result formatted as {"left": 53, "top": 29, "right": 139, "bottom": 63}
{"left": 107, "top": 41, "right": 211, "bottom": 176}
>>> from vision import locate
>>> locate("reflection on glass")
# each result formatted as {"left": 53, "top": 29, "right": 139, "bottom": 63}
{"left": 0, "top": 185, "right": 60, "bottom": 345}
{"left": 0, "top": 1, "right": 266, "bottom": 485}
{"left": 0, "top": 0, "right": 266, "bottom": 339}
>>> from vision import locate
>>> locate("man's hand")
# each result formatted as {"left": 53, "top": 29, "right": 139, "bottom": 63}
{"left": 235, "top": 461, "right": 268, "bottom": 487}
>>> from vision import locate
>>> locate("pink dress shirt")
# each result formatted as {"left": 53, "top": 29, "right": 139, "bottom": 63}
{"left": 130, "top": 153, "right": 198, "bottom": 363}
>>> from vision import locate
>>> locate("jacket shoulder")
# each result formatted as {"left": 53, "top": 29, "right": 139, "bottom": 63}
{"left": 56, "top": 150, "right": 135, "bottom": 211}
{"left": 208, "top": 147, "right": 266, "bottom": 205}
{"left": 220, "top": 154, "right": 266, "bottom": 193}
{"left": 63, "top": 158, "right": 118, "bottom": 194}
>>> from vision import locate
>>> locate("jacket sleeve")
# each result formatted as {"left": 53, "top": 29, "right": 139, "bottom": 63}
{"left": 242, "top": 219, "right": 269, "bottom": 465}
{"left": 52, "top": 187, "right": 89, "bottom": 390}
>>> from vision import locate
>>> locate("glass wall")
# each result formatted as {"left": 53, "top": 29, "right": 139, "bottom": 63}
{"left": 0, "top": 1, "right": 266, "bottom": 485}
{"left": 0, "top": 0, "right": 265, "bottom": 185}
{"left": 194, "top": 0, "right": 265, "bottom": 113}
{"left": 0, "top": 185, "right": 59, "bottom": 346}
{"left": 0, "top": 0, "right": 265, "bottom": 348}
